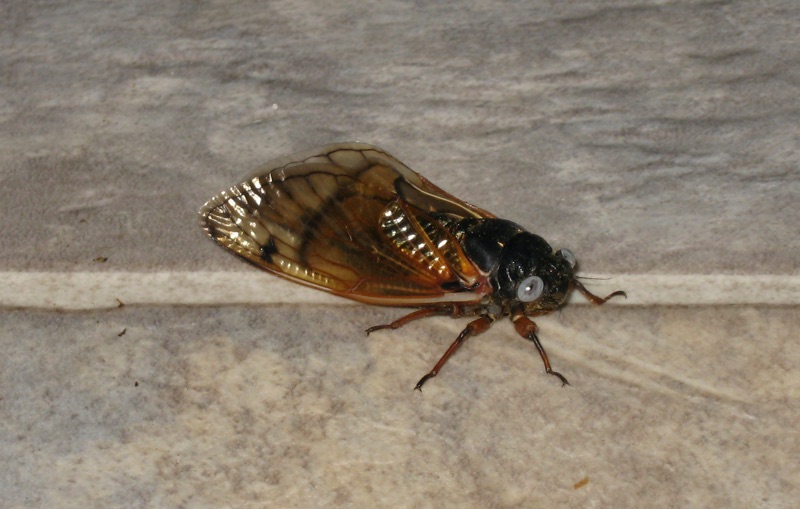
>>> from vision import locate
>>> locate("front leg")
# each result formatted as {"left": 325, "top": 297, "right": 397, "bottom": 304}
{"left": 571, "top": 280, "right": 626, "bottom": 305}
{"left": 511, "top": 313, "right": 569, "bottom": 386}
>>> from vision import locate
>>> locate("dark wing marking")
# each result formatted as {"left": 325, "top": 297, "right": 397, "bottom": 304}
{"left": 199, "top": 142, "right": 493, "bottom": 305}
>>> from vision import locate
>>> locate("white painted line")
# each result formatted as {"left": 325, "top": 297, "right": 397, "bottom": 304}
{"left": 0, "top": 272, "right": 798, "bottom": 310}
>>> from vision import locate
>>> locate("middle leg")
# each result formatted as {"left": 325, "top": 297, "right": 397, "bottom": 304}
{"left": 414, "top": 315, "right": 495, "bottom": 391}
{"left": 511, "top": 314, "right": 569, "bottom": 386}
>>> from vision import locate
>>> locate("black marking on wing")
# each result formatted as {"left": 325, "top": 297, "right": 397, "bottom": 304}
{"left": 261, "top": 236, "right": 278, "bottom": 262}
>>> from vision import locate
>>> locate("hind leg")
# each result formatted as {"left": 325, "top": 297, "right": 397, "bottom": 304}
{"left": 365, "top": 305, "right": 463, "bottom": 335}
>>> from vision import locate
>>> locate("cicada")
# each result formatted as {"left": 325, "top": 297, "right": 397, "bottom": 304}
{"left": 200, "top": 143, "right": 625, "bottom": 390}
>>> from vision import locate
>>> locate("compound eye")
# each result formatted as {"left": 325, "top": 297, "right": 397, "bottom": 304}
{"left": 517, "top": 275, "right": 544, "bottom": 302}
{"left": 558, "top": 248, "right": 576, "bottom": 268}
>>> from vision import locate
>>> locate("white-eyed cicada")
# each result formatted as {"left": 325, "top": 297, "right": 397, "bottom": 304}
{"left": 200, "top": 143, "right": 624, "bottom": 390}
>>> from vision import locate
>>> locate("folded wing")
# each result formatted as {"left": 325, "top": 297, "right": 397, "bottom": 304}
{"left": 199, "top": 142, "right": 493, "bottom": 305}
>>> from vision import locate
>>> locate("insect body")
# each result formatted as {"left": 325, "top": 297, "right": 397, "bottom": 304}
{"left": 200, "top": 143, "right": 624, "bottom": 390}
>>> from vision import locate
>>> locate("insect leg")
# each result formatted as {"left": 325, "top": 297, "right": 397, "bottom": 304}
{"left": 511, "top": 315, "right": 569, "bottom": 386}
{"left": 572, "top": 280, "right": 626, "bottom": 305}
{"left": 415, "top": 315, "right": 495, "bottom": 391}
{"left": 365, "top": 305, "right": 461, "bottom": 335}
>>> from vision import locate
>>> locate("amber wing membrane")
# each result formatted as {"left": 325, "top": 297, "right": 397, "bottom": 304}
{"left": 200, "top": 142, "right": 494, "bottom": 305}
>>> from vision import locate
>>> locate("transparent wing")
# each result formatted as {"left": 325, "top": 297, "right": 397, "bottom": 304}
{"left": 199, "top": 142, "right": 494, "bottom": 305}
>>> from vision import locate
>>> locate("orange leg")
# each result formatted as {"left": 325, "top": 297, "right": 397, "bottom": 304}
{"left": 572, "top": 280, "right": 626, "bottom": 305}
{"left": 414, "top": 315, "right": 495, "bottom": 391}
{"left": 512, "top": 315, "right": 569, "bottom": 386}
{"left": 365, "top": 305, "right": 460, "bottom": 335}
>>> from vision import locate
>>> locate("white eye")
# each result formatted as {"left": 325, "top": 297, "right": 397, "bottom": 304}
{"left": 559, "top": 248, "right": 576, "bottom": 268}
{"left": 517, "top": 276, "right": 544, "bottom": 302}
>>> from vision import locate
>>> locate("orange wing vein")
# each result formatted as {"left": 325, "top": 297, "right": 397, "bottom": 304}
{"left": 199, "top": 142, "right": 494, "bottom": 306}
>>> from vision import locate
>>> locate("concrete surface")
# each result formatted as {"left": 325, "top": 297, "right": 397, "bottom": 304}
{"left": 1, "top": 1, "right": 798, "bottom": 508}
